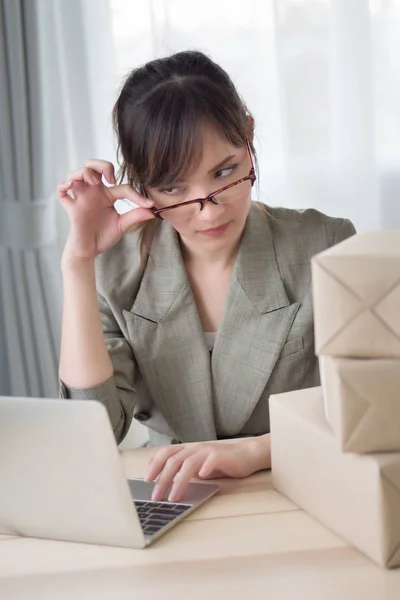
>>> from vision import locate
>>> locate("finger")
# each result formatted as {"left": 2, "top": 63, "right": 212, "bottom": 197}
{"left": 118, "top": 207, "right": 155, "bottom": 235}
{"left": 198, "top": 452, "right": 219, "bottom": 478}
{"left": 57, "top": 181, "right": 73, "bottom": 202}
{"left": 199, "top": 451, "right": 234, "bottom": 479}
{"left": 67, "top": 167, "right": 102, "bottom": 186}
{"left": 146, "top": 446, "right": 183, "bottom": 482}
{"left": 151, "top": 451, "right": 191, "bottom": 501}
{"left": 147, "top": 457, "right": 154, "bottom": 474}
{"left": 85, "top": 159, "right": 116, "bottom": 185}
{"left": 107, "top": 184, "right": 154, "bottom": 209}
{"left": 168, "top": 455, "right": 205, "bottom": 502}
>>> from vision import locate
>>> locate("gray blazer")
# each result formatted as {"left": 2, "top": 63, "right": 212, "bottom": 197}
{"left": 59, "top": 203, "right": 356, "bottom": 446}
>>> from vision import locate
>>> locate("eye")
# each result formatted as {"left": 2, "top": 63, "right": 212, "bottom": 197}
{"left": 160, "top": 186, "right": 181, "bottom": 196}
{"left": 215, "top": 165, "right": 237, "bottom": 179}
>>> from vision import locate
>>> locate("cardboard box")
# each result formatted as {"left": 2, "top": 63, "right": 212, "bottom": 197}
{"left": 270, "top": 387, "right": 400, "bottom": 568}
{"left": 320, "top": 356, "right": 400, "bottom": 453}
{"left": 312, "top": 231, "right": 400, "bottom": 358}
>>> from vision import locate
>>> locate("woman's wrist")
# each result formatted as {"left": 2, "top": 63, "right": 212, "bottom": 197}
{"left": 61, "top": 244, "right": 96, "bottom": 276}
{"left": 242, "top": 434, "right": 271, "bottom": 473}
{"left": 61, "top": 234, "right": 97, "bottom": 273}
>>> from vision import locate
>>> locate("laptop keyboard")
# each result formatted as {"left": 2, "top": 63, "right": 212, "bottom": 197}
{"left": 134, "top": 500, "right": 193, "bottom": 536}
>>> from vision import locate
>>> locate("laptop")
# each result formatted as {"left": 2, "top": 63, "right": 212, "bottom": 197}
{"left": 0, "top": 396, "right": 219, "bottom": 548}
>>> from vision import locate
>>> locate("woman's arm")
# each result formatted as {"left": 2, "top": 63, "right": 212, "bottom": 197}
{"left": 146, "top": 434, "right": 271, "bottom": 502}
{"left": 57, "top": 159, "right": 154, "bottom": 441}
{"left": 59, "top": 253, "right": 113, "bottom": 388}
{"left": 58, "top": 248, "right": 140, "bottom": 443}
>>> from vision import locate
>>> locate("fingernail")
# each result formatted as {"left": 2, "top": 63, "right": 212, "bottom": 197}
{"left": 151, "top": 488, "right": 160, "bottom": 501}
{"left": 144, "top": 199, "right": 154, "bottom": 205}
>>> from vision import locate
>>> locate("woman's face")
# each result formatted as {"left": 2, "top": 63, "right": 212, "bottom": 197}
{"left": 147, "top": 127, "right": 254, "bottom": 251}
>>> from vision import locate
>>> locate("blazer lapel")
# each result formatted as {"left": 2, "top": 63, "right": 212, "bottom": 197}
{"left": 211, "top": 204, "right": 301, "bottom": 436}
{"left": 123, "top": 221, "right": 217, "bottom": 443}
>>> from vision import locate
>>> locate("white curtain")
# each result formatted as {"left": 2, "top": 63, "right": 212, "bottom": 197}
{"left": 6, "top": 0, "right": 394, "bottom": 443}
{"left": 109, "top": 0, "right": 400, "bottom": 232}
{"left": 0, "top": 0, "right": 113, "bottom": 397}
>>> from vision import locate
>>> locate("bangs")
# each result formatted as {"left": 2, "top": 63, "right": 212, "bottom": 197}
{"left": 132, "top": 79, "right": 246, "bottom": 189}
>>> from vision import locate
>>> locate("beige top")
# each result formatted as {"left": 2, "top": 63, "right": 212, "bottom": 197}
{"left": 204, "top": 332, "right": 216, "bottom": 352}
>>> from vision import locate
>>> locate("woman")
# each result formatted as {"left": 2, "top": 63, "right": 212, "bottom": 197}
{"left": 58, "top": 50, "right": 355, "bottom": 502}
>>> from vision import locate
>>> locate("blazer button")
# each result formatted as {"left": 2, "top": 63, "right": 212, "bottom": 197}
{"left": 135, "top": 411, "right": 150, "bottom": 423}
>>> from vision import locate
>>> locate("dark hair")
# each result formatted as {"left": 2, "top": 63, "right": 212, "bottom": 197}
{"left": 112, "top": 50, "right": 257, "bottom": 258}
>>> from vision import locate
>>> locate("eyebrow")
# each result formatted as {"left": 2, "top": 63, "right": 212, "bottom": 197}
{"left": 208, "top": 154, "right": 236, "bottom": 174}
{"left": 157, "top": 154, "right": 237, "bottom": 189}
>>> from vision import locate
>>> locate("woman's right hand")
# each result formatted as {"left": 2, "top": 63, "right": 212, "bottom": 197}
{"left": 58, "top": 159, "right": 155, "bottom": 262}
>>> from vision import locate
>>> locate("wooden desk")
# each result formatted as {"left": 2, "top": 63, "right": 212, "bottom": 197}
{"left": 1, "top": 445, "right": 400, "bottom": 599}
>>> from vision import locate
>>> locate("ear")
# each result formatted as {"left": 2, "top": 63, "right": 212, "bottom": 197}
{"left": 246, "top": 114, "right": 255, "bottom": 143}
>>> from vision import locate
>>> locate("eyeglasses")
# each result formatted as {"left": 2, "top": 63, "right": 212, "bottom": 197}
{"left": 151, "top": 139, "right": 256, "bottom": 223}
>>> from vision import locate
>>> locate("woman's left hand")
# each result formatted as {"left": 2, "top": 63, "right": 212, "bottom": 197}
{"left": 146, "top": 435, "right": 271, "bottom": 502}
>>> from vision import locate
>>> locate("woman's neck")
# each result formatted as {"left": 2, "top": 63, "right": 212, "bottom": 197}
{"left": 180, "top": 232, "right": 242, "bottom": 270}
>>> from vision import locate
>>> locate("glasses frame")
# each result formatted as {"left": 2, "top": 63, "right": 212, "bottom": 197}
{"left": 151, "top": 138, "right": 256, "bottom": 220}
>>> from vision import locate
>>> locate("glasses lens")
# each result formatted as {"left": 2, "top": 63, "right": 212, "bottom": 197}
{"left": 213, "top": 179, "right": 252, "bottom": 205}
{"left": 159, "top": 201, "right": 201, "bottom": 223}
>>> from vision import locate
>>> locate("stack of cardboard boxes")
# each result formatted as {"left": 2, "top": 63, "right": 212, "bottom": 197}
{"left": 270, "top": 231, "right": 400, "bottom": 568}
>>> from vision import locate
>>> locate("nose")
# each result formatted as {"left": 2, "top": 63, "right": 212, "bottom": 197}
{"left": 196, "top": 196, "right": 225, "bottom": 221}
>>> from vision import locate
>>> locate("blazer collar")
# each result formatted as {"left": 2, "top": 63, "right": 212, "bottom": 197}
{"left": 132, "top": 203, "right": 290, "bottom": 322}
{"left": 210, "top": 205, "right": 299, "bottom": 435}
{"left": 131, "top": 220, "right": 188, "bottom": 323}
{"left": 232, "top": 203, "right": 290, "bottom": 314}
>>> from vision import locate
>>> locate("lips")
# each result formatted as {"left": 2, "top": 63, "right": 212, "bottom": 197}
{"left": 199, "top": 222, "right": 230, "bottom": 236}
